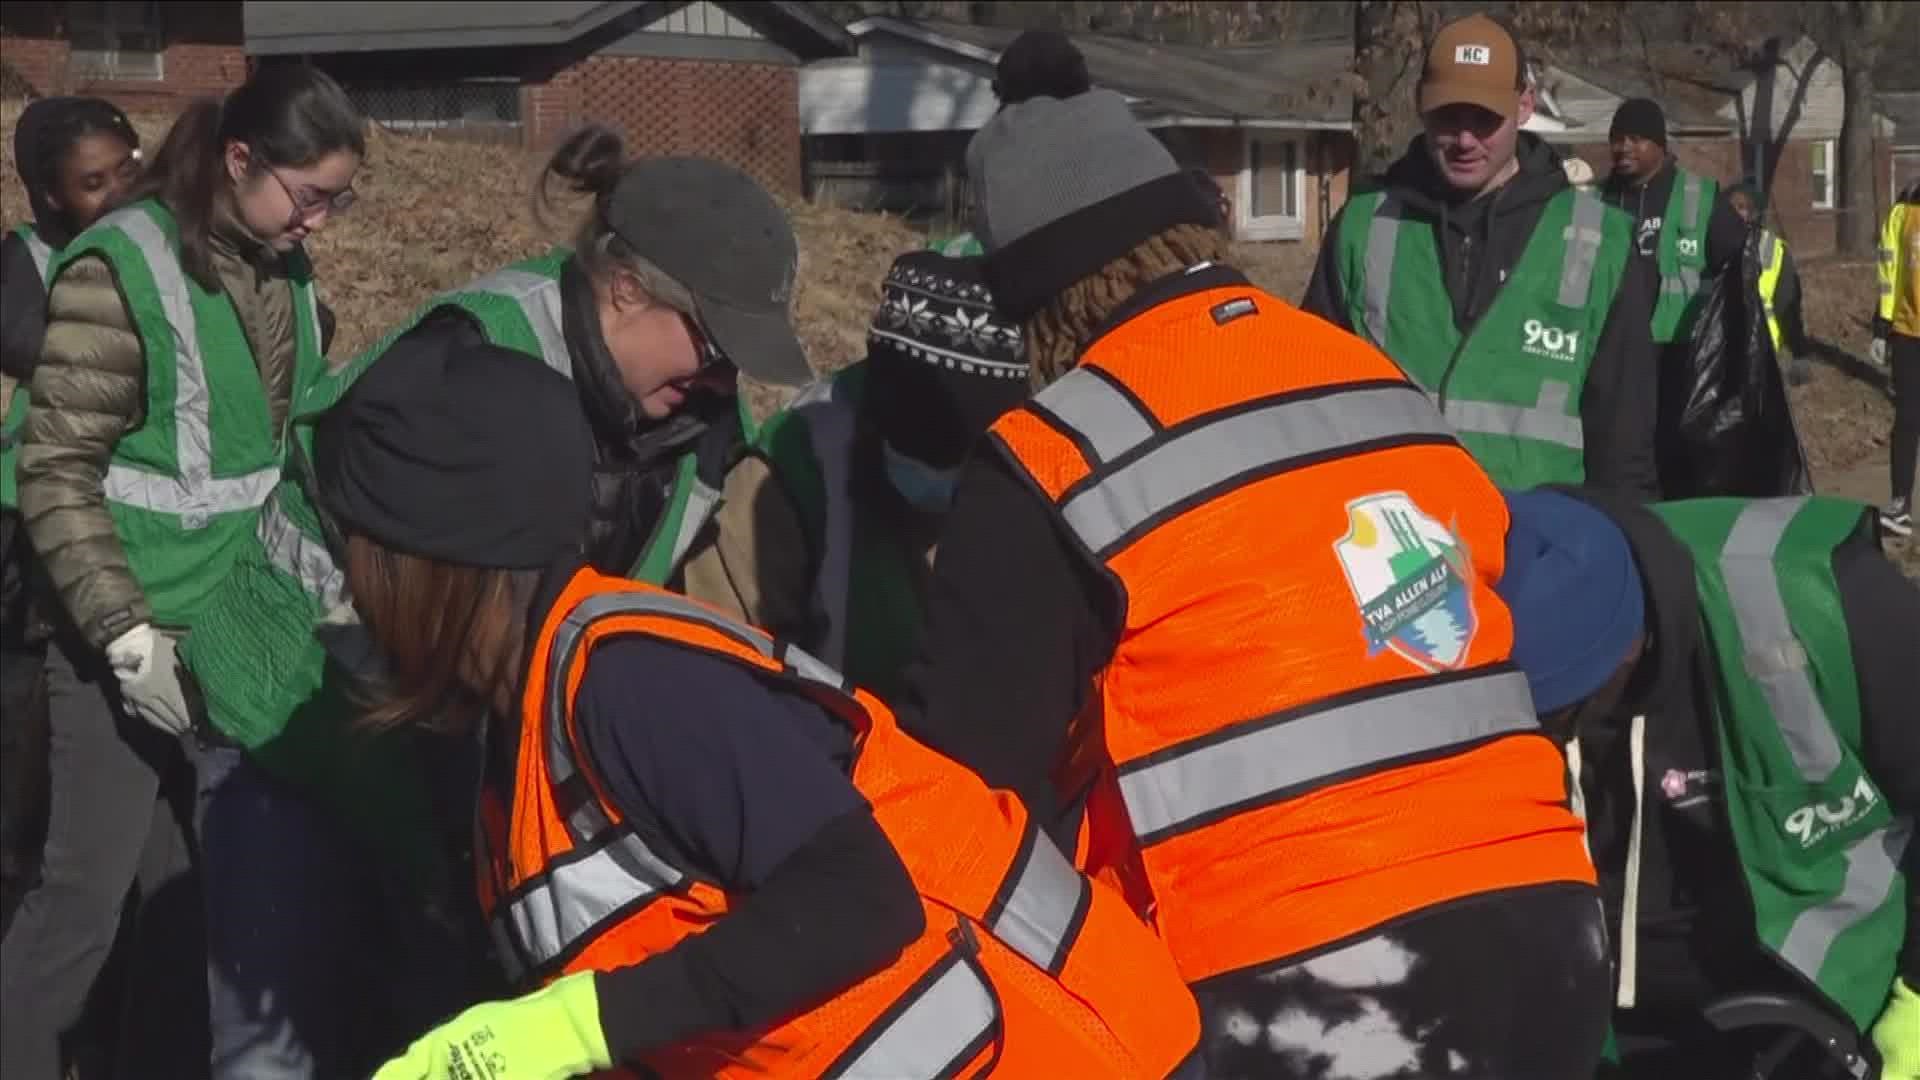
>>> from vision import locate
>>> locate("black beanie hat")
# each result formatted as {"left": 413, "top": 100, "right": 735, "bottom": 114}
{"left": 1609, "top": 98, "right": 1668, "bottom": 147}
{"left": 994, "top": 30, "right": 1091, "bottom": 105}
{"left": 863, "top": 251, "right": 1029, "bottom": 468}
{"left": 314, "top": 339, "right": 596, "bottom": 569}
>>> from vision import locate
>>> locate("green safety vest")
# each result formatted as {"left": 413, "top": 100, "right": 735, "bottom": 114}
{"left": 1652, "top": 495, "right": 1909, "bottom": 1030}
{"left": 51, "top": 199, "right": 320, "bottom": 630}
{"left": 928, "top": 232, "right": 983, "bottom": 257}
{"left": 1650, "top": 168, "right": 1718, "bottom": 345}
{"left": 181, "top": 248, "right": 738, "bottom": 749}
{"left": 1757, "top": 228, "right": 1786, "bottom": 354}
{"left": 754, "top": 362, "right": 925, "bottom": 703}
{"left": 1, "top": 224, "right": 57, "bottom": 510}
{"left": 1336, "top": 186, "right": 1635, "bottom": 489}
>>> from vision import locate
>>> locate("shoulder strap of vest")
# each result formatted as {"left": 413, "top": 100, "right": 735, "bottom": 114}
{"left": 14, "top": 224, "right": 55, "bottom": 283}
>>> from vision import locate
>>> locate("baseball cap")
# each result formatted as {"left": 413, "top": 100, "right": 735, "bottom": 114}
{"left": 1419, "top": 14, "right": 1523, "bottom": 121}
{"left": 603, "top": 157, "right": 812, "bottom": 388}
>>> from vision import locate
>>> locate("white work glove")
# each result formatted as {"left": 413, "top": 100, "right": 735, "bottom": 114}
{"left": 1870, "top": 336, "right": 1889, "bottom": 368}
{"left": 105, "top": 624, "right": 195, "bottom": 736}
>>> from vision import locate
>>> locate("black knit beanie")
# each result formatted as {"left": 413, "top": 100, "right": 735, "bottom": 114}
{"left": 994, "top": 31, "right": 1091, "bottom": 105}
{"left": 1609, "top": 98, "right": 1667, "bottom": 147}
{"left": 314, "top": 339, "right": 596, "bottom": 569}
{"left": 863, "top": 251, "right": 1029, "bottom": 468}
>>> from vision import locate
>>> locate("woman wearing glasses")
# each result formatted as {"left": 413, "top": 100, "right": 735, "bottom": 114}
{"left": 3, "top": 64, "right": 364, "bottom": 1079}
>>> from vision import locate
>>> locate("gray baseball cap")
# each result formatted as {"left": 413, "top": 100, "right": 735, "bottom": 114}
{"left": 604, "top": 157, "right": 811, "bottom": 387}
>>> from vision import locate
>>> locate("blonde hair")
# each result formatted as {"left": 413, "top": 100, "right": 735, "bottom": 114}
{"left": 1022, "top": 223, "right": 1226, "bottom": 388}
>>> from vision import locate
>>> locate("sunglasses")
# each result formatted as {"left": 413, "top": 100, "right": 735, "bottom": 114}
{"left": 265, "top": 164, "right": 356, "bottom": 226}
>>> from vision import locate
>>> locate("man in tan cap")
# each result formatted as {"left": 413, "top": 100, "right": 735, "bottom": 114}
{"left": 1305, "top": 13, "right": 1661, "bottom": 500}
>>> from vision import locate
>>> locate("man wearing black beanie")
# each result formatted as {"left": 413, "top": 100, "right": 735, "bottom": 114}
{"left": 1600, "top": 97, "right": 1747, "bottom": 348}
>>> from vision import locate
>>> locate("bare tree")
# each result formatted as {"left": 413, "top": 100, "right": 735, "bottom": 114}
{"left": 1802, "top": 0, "right": 1899, "bottom": 254}
{"left": 1352, "top": 1, "right": 1431, "bottom": 183}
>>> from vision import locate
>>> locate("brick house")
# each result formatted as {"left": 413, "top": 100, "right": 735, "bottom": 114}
{"left": 1, "top": 1, "right": 250, "bottom": 111}
{"left": 803, "top": 18, "right": 1358, "bottom": 244}
{"left": 1541, "top": 38, "right": 1897, "bottom": 258}
{"left": 1884, "top": 91, "right": 1920, "bottom": 197}
{"left": 244, "top": 1, "right": 851, "bottom": 193}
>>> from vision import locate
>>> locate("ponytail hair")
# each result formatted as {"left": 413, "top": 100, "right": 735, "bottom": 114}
{"left": 127, "top": 62, "right": 365, "bottom": 289}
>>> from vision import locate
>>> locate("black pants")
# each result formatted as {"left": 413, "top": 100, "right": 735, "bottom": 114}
{"left": 0, "top": 640, "right": 207, "bottom": 1080}
{"left": 0, "top": 507, "right": 50, "bottom": 928}
{"left": 1891, "top": 332, "right": 1920, "bottom": 505}
{"left": 1193, "top": 883, "right": 1611, "bottom": 1080}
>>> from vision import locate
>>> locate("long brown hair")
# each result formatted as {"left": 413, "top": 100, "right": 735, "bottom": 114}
{"left": 125, "top": 63, "right": 364, "bottom": 289}
{"left": 1022, "top": 222, "right": 1225, "bottom": 388}
{"left": 343, "top": 532, "right": 539, "bottom": 736}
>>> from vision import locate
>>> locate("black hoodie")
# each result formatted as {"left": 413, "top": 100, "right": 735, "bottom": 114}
{"left": 1598, "top": 156, "right": 1748, "bottom": 276}
{"left": 1303, "top": 133, "right": 1662, "bottom": 500}
{"left": 1563, "top": 488, "right": 1920, "bottom": 1013}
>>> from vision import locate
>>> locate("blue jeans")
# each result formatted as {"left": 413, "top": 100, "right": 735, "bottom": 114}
{"left": 195, "top": 743, "right": 373, "bottom": 1079}
{"left": 194, "top": 742, "right": 486, "bottom": 1079}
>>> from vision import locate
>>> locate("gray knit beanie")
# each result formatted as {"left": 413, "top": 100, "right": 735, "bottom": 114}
{"left": 965, "top": 89, "right": 1215, "bottom": 321}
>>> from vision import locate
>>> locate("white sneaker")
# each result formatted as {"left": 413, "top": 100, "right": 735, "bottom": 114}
{"left": 1881, "top": 498, "right": 1913, "bottom": 537}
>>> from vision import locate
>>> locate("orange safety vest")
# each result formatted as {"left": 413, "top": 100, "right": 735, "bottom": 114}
{"left": 990, "top": 267, "right": 1597, "bottom": 986}
{"left": 479, "top": 565, "right": 1200, "bottom": 1078}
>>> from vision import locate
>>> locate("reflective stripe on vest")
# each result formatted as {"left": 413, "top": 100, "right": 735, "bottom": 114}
{"left": 1362, "top": 189, "right": 1608, "bottom": 346}
{"left": 1659, "top": 174, "right": 1706, "bottom": 300}
{"left": 1118, "top": 667, "right": 1538, "bottom": 844}
{"left": 257, "top": 496, "right": 345, "bottom": 610}
{"left": 1719, "top": 498, "right": 1912, "bottom": 983}
{"left": 455, "top": 268, "right": 571, "bottom": 378}
{"left": 791, "top": 376, "right": 861, "bottom": 667}
{"left": 821, "top": 951, "right": 1000, "bottom": 1079}
{"left": 22, "top": 228, "right": 54, "bottom": 281}
{"left": 1442, "top": 381, "right": 1585, "bottom": 452}
{"left": 508, "top": 586, "right": 1095, "bottom": 983}
{"left": 99, "top": 209, "right": 279, "bottom": 520}
{"left": 1037, "top": 373, "right": 1452, "bottom": 558}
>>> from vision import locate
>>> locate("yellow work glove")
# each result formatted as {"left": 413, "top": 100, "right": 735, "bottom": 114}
{"left": 373, "top": 971, "right": 613, "bottom": 1080}
{"left": 1874, "top": 978, "right": 1920, "bottom": 1080}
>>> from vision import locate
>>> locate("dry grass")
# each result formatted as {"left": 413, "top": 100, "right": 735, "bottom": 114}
{"left": 2, "top": 103, "right": 1908, "bottom": 574}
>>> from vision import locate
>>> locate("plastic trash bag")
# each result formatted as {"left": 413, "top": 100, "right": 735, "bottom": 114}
{"left": 1660, "top": 228, "right": 1813, "bottom": 499}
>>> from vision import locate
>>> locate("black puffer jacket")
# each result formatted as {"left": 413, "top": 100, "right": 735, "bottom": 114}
{"left": 374, "top": 260, "right": 744, "bottom": 577}
{"left": 1302, "top": 133, "right": 1663, "bottom": 499}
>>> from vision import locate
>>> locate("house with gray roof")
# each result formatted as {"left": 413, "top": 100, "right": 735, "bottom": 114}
{"left": 802, "top": 17, "right": 1361, "bottom": 243}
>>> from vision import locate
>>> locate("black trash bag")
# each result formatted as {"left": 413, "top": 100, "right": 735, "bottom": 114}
{"left": 1659, "top": 228, "right": 1814, "bottom": 499}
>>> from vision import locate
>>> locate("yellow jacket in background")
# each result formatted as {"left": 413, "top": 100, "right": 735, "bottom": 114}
{"left": 1880, "top": 199, "right": 1920, "bottom": 339}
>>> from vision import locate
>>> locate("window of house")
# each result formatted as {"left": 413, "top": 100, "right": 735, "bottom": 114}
{"left": 67, "top": 1, "right": 164, "bottom": 82}
{"left": 1239, "top": 133, "right": 1306, "bottom": 241}
{"left": 1811, "top": 138, "right": 1836, "bottom": 210}
{"left": 346, "top": 81, "right": 522, "bottom": 136}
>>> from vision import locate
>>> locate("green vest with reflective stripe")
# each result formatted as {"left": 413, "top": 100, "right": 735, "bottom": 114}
{"left": 928, "top": 232, "right": 983, "bottom": 257}
{"left": 1757, "top": 228, "right": 1786, "bottom": 354}
{"left": 53, "top": 199, "right": 318, "bottom": 629}
{"left": 1336, "top": 186, "right": 1634, "bottom": 490}
{"left": 1, "top": 224, "right": 57, "bottom": 510}
{"left": 755, "top": 362, "right": 925, "bottom": 703}
{"left": 1651, "top": 168, "right": 1717, "bottom": 345}
{"left": 1652, "top": 495, "right": 1908, "bottom": 1030}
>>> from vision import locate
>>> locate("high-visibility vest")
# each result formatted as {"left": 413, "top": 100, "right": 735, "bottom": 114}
{"left": 754, "top": 362, "right": 929, "bottom": 699}
{"left": 1334, "top": 186, "right": 1634, "bottom": 489}
{"left": 1, "top": 224, "right": 57, "bottom": 510}
{"left": 482, "top": 566, "right": 1201, "bottom": 1078}
{"left": 1651, "top": 496, "right": 1909, "bottom": 1030}
{"left": 181, "top": 251, "right": 736, "bottom": 748}
{"left": 1650, "top": 168, "right": 1718, "bottom": 345}
{"left": 1881, "top": 200, "right": 1920, "bottom": 339}
{"left": 990, "top": 267, "right": 1596, "bottom": 986}
{"left": 48, "top": 198, "right": 321, "bottom": 630}
{"left": 1757, "top": 228, "right": 1786, "bottom": 354}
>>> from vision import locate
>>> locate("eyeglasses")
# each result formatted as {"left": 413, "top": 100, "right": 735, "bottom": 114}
{"left": 265, "top": 164, "right": 356, "bottom": 225}
{"left": 682, "top": 312, "right": 730, "bottom": 375}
